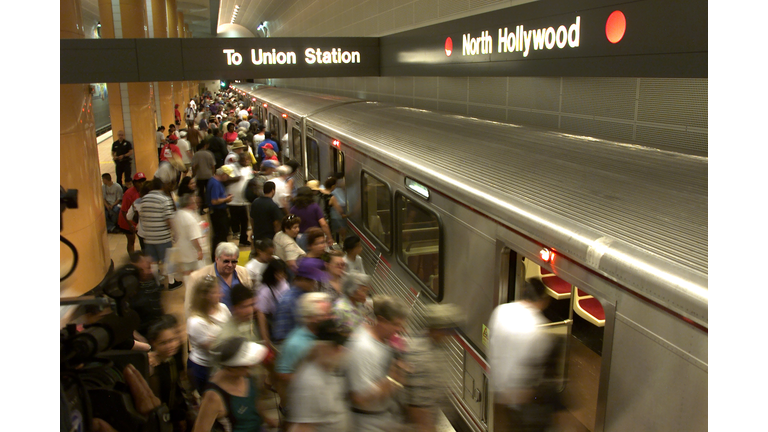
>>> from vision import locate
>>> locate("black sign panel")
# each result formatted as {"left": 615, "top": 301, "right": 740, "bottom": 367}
{"left": 60, "top": 37, "right": 380, "bottom": 84}
{"left": 380, "top": 0, "right": 707, "bottom": 78}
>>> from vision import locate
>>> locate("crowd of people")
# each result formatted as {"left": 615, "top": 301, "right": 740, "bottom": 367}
{"left": 93, "top": 90, "right": 473, "bottom": 432}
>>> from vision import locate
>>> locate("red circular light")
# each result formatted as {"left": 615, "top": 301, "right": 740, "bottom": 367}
{"left": 605, "top": 10, "right": 626, "bottom": 44}
{"left": 263, "top": 103, "right": 268, "bottom": 108}
{"left": 445, "top": 37, "right": 453, "bottom": 56}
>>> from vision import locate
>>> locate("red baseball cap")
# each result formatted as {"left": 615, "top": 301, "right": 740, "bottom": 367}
{"left": 133, "top": 172, "right": 146, "bottom": 181}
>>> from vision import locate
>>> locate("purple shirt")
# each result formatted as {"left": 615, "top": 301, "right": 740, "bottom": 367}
{"left": 289, "top": 203, "right": 324, "bottom": 233}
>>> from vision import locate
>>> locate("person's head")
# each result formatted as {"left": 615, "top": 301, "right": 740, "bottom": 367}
{"left": 169, "top": 124, "right": 176, "bottom": 133}
{"left": 341, "top": 272, "right": 370, "bottom": 305}
{"left": 179, "top": 176, "right": 196, "bottom": 194}
{"left": 263, "top": 180, "right": 276, "bottom": 197}
{"left": 264, "top": 131, "right": 272, "bottom": 140}
{"left": 179, "top": 130, "right": 187, "bottom": 139}
{"left": 158, "top": 126, "right": 166, "bottom": 132}
{"left": 423, "top": 303, "right": 464, "bottom": 343}
{"left": 373, "top": 296, "right": 409, "bottom": 340}
{"left": 117, "top": 130, "right": 125, "bottom": 141}
{"left": 343, "top": 236, "right": 362, "bottom": 256}
{"left": 326, "top": 250, "right": 346, "bottom": 278}
{"left": 139, "top": 178, "right": 155, "bottom": 197}
{"left": 238, "top": 152, "right": 251, "bottom": 167}
{"left": 277, "top": 165, "right": 292, "bottom": 178}
{"left": 286, "top": 160, "right": 300, "bottom": 174}
{"left": 216, "top": 165, "right": 234, "bottom": 181}
{"left": 132, "top": 172, "right": 146, "bottom": 190}
{"left": 323, "top": 176, "right": 337, "bottom": 191}
{"left": 252, "top": 238, "right": 274, "bottom": 262}
{"left": 297, "top": 292, "right": 332, "bottom": 330}
{"left": 294, "top": 257, "right": 329, "bottom": 291}
{"left": 281, "top": 214, "right": 301, "bottom": 237}
{"left": 262, "top": 258, "right": 287, "bottom": 288}
{"left": 215, "top": 242, "right": 240, "bottom": 277}
{"left": 190, "top": 275, "right": 221, "bottom": 319}
{"left": 227, "top": 123, "right": 235, "bottom": 132}
{"left": 230, "top": 284, "right": 256, "bottom": 323}
{"left": 522, "top": 278, "right": 551, "bottom": 310}
{"left": 311, "top": 319, "right": 350, "bottom": 370}
{"left": 260, "top": 159, "right": 278, "bottom": 174}
{"left": 292, "top": 186, "right": 314, "bottom": 209}
{"left": 214, "top": 336, "right": 268, "bottom": 376}
{"left": 304, "top": 227, "right": 326, "bottom": 257}
{"left": 212, "top": 128, "right": 221, "bottom": 137}
{"left": 101, "top": 173, "right": 112, "bottom": 186}
{"left": 178, "top": 193, "right": 197, "bottom": 211}
{"left": 146, "top": 315, "right": 180, "bottom": 360}
{"left": 129, "top": 251, "right": 153, "bottom": 281}
{"left": 257, "top": 126, "right": 266, "bottom": 134}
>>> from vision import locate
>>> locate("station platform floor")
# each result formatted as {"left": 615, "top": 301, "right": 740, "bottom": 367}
{"left": 95, "top": 131, "right": 458, "bottom": 432}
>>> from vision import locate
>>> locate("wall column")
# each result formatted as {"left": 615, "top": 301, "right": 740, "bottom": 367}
{"left": 149, "top": 0, "right": 174, "bottom": 130}
{"left": 61, "top": 0, "right": 111, "bottom": 297}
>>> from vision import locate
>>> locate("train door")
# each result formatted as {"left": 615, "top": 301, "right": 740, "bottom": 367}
{"left": 306, "top": 137, "right": 320, "bottom": 181}
{"left": 493, "top": 251, "right": 605, "bottom": 431}
{"left": 282, "top": 117, "right": 289, "bottom": 161}
{"left": 290, "top": 126, "right": 303, "bottom": 167}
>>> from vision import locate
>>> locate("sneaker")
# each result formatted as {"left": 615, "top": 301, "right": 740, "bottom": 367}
{"left": 168, "top": 280, "right": 183, "bottom": 290}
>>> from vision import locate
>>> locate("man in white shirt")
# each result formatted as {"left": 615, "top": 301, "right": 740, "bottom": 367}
{"left": 176, "top": 130, "right": 193, "bottom": 172}
{"left": 488, "top": 278, "right": 559, "bottom": 432}
{"left": 346, "top": 296, "right": 409, "bottom": 432}
{"left": 172, "top": 193, "right": 205, "bottom": 275}
{"left": 102, "top": 173, "right": 123, "bottom": 233}
{"left": 227, "top": 152, "right": 254, "bottom": 247}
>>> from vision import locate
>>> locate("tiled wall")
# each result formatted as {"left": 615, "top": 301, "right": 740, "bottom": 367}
{"left": 262, "top": 0, "right": 708, "bottom": 156}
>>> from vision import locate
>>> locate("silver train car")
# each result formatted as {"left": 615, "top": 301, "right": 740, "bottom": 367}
{"left": 232, "top": 84, "right": 708, "bottom": 432}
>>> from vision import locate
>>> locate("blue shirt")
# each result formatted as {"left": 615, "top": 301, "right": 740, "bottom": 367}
{"left": 257, "top": 139, "right": 279, "bottom": 159}
{"left": 214, "top": 265, "right": 241, "bottom": 311}
{"left": 275, "top": 326, "right": 316, "bottom": 374}
{"left": 272, "top": 286, "right": 305, "bottom": 341}
{"left": 206, "top": 177, "right": 227, "bottom": 209}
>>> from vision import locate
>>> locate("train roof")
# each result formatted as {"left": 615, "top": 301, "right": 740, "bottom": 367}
{"left": 239, "top": 85, "right": 360, "bottom": 117}
{"left": 307, "top": 101, "right": 708, "bottom": 327}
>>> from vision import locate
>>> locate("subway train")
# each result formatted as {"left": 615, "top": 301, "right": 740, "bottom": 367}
{"left": 230, "top": 83, "right": 708, "bottom": 432}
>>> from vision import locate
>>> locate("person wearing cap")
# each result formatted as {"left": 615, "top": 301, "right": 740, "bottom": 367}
{"left": 111, "top": 130, "right": 133, "bottom": 189}
{"left": 403, "top": 304, "right": 464, "bottom": 432}
{"left": 226, "top": 152, "right": 253, "bottom": 247}
{"left": 117, "top": 172, "right": 147, "bottom": 254}
{"left": 287, "top": 319, "right": 351, "bottom": 432}
{"left": 346, "top": 295, "right": 410, "bottom": 431}
{"left": 257, "top": 131, "right": 280, "bottom": 162}
{"left": 176, "top": 130, "right": 193, "bottom": 173}
{"left": 193, "top": 337, "right": 279, "bottom": 432}
{"left": 333, "top": 272, "right": 374, "bottom": 336}
{"left": 206, "top": 166, "right": 235, "bottom": 261}
{"left": 185, "top": 101, "right": 196, "bottom": 128}
{"left": 224, "top": 139, "right": 247, "bottom": 166}
{"left": 272, "top": 258, "right": 327, "bottom": 343}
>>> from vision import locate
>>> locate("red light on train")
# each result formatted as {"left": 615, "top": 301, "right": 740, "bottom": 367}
{"left": 282, "top": 113, "right": 288, "bottom": 119}
{"left": 332, "top": 140, "right": 341, "bottom": 149}
{"left": 540, "top": 248, "right": 554, "bottom": 262}
{"left": 252, "top": 98, "right": 256, "bottom": 101}
{"left": 263, "top": 103, "right": 268, "bottom": 108}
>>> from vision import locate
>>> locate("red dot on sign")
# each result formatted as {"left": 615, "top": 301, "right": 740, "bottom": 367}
{"left": 605, "top": 10, "right": 626, "bottom": 44}
{"left": 445, "top": 37, "right": 453, "bottom": 56}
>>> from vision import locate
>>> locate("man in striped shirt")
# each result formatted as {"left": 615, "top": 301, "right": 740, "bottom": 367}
{"left": 139, "top": 177, "right": 181, "bottom": 289}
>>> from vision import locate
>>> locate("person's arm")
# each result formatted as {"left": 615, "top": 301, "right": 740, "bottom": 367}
{"left": 191, "top": 390, "right": 226, "bottom": 432}
{"left": 349, "top": 358, "right": 406, "bottom": 409}
{"left": 192, "top": 238, "right": 204, "bottom": 261}
{"left": 211, "top": 194, "right": 234, "bottom": 206}
{"left": 318, "top": 218, "right": 333, "bottom": 246}
{"left": 329, "top": 196, "right": 346, "bottom": 219}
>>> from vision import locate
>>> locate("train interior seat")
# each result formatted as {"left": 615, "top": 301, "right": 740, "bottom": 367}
{"left": 573, "top": 289, "right": 605, "bottom": 327}
{"left": 524, "top": 259, "right": 572, "bottom": 300}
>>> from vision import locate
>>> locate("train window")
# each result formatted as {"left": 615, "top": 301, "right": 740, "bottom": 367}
{"left": 331, "top": 146, "right": 345, "bottom": 176}
{"left": 307, "top": 138, "right": 320, "bottom": 180}
{"left": 396, "top": 193, "right": 441, "bottom": 299}
{"left": 361, "top": 171, "right": 392, "bottom": 250}
{"left": 291, "top": 127, "right": 302, "bottom": 165}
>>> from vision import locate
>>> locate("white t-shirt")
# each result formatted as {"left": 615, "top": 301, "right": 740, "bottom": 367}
{"left": 288, "top": 362, "right": 351, "bottom": 432}
{"left": 488, "top": 302, "right": 553, "bottom": 406}
{"left": 177, "top": 138, "right": 192, "bottom": 164}
{"left": 271, "top": 176, "right": 288, "bottom": 208}
{"left": 346, "top": 326, "right": 395, "bottom": 413}
{"left": 244, "top": 259, "right": 269, "bottom": 287}
{"left": 253, "top": 134, "right": 265, "bottom": 144}
{"left": 344, "top": 255, "right": 365, "bottom": 274}
{"left": 187, "top": 303, "right": 231, "bottom": 367}
{"left": 172, "top": 209, "right": 204, "bottom": 264}
{"left": 226, "top": 163, "right": 253, "bottom": 206}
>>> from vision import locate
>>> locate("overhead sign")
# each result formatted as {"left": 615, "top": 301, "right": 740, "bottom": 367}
{"left": 60, "top": 37, "right": 380, "bottom": 84}
{"left": 380, "top": 0, "right": 706, "bottom": 78}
